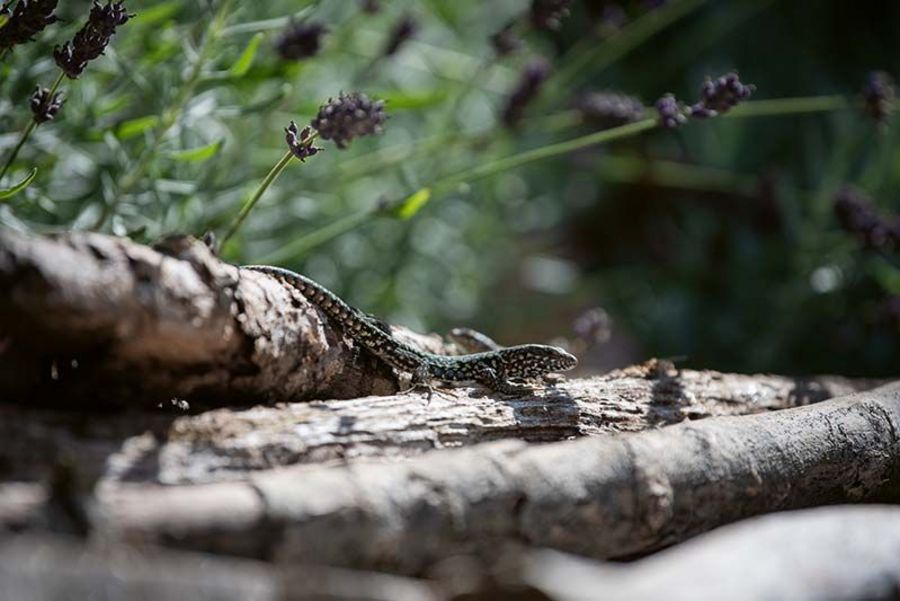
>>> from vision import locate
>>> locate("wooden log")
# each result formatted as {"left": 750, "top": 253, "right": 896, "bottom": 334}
{"left": 0, "top": 369, "right": 878, "bottom": 486}
{"left": 0, "top": 534, "right": 278, "bottom": 601}
{"left": 0, "top": 229, "right": 401, "bottom": 407}
{"left": 519, "top": 505, "right": 900, "bottom": 601}
{"left": 6, "top": 507, "right": 898, "bottom": 601}
{"left": 60, "top": 382, "right": 897, "bottom": 572}
{"left": 0, "top": 534, "right": 440, "bottom": 601}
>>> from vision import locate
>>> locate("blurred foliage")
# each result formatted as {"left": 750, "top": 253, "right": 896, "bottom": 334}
{"left": 1, "top": 0, "right": 900, "bottom": 376}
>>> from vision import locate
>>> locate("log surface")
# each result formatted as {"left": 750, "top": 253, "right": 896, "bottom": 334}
{"left": 521, "top": 505, "right": 900, "bottom": 601}
{"left": 0, "top": 368, "right": 879, "bottom": 486}
{"left": 4, "top": 506, "right": 900, "bottom": 601}
{"left": 0, "top": 382, "right": 886, "bottom": 573}
{"left": 0, "top": 229, "right": 402, "bottom": 407}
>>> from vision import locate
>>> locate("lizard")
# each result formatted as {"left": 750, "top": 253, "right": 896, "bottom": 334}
{"left": 242, "top": 265, "right": 577, "bottom": 396}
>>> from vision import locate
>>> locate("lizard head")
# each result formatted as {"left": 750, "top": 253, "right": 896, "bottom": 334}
{"left": 500, "top": 344, "right": 578, "bottom": 378}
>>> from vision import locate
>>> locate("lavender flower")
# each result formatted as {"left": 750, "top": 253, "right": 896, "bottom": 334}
{"left": 576, "top": 91, "right": 645, "bottom": 129}
{"left": 834, "top": 186, "right": 900, "bottom": 253}
{"left": 490, "top": 22, "right": 521, "bottom": 57}
{"left": 275, "top": 21, "right": 326, "bottom": 61}
{"left": 29, "top": 86, "right": 65, "bottom": 123}
{"left": 284, "top": 121, "right": 322, "bottom": 161}
{"left": 655, "top": 93, "right": 687, "bottom": 129}
{"left": 54, "top": 1, "right": 131, "bottom": 79}
{"left": 530, "top": 0, "right": 572, "bottom": 30}
{"left": 573, "top": 307, "right": 612, "bottom": 347}
{"left": 689, "top": 72, "right": 754, "bottom": 118}
{"left": 861, "top": 71, "right": 895, "bottom": 126}
{"left": 382, "top": 14, "right": 417, "bottom": 57}
{"left": 502, "top": 59, "right": 551, "bottom": 128}
{"left": 310, "top": 92, "right": 386, "bottom": 149}
{"left": 0, "top": 0, "right": 58, "bottom": 53}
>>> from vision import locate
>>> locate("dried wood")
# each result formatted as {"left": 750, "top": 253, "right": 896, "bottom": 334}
{"left": 1, "top": 383, "right": 886, "bottom": 573}
{"left": 520, "top": 505, "right": 900, "bottom": 601}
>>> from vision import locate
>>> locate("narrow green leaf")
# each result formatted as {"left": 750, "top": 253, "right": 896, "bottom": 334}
{"left": 394, "top": 187, "right": 432, "bottom": 219}
{"left": 0, "top": 168, "right": 38, "bottom": 200}
{"left": 166, "top": 139, "right": 223, "bottom": 162}
{"left": 238, "top": 83, "right": 291, "bottom": 115}
{"left": 0, "top": 14, "right": 9, "bottom": 28}
{"left": 117, "top": 115, "right": 160, "bottom": 140}
{"left": 130, "top": 1, "right": 180, "bottom": 27}
{"left": 222, "top": 8, "right": 313, "bottom": 35}
{"left": 380, "top": 89, "right": 449, "bottom": 110}
{"left": 229, "top": 33, "right": 264, "bottom": 78}
{"left": 96, "top": 93, "right": 133, "bottom": 117}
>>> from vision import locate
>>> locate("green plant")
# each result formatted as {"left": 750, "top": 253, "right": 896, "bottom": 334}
{"left": 1, "top": 0, "right": 898, "bottom": 377}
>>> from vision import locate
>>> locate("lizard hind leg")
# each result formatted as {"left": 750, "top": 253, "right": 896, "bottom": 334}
{"left": 474, "top": 367, "right": 531, "bottom": 397}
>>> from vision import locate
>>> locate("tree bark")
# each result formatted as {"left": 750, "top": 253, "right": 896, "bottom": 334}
{"left": 0, "top": 368, "right": 879, "bottom": 487}
{"left": 0, "top": 229, "right": 402, "bottom": 408}
{"left": 0, "top": 534, "right": 280, "bottom": 601}
{"left": 4, "top": 506, "right": 900, "bottom": 601}
{"left": 1, "top": 383, "right": 893, "bottom": 573}
{"left": 518, "top": 505, "right": 900, "bottom": 601}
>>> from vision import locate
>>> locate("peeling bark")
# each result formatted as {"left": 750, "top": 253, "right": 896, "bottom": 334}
{"left": 2, "top": 384, "right": 895, "bottom": 573}
{"left": 0, "top": 369, "right": 879, "bottom": 485}
{"left": 0, "top": 230, "right": 406, "bottom": 407}
{"left": 520, "top": 506, "right": 900, "bottom": 601}
{"left": 0, "top": 534, "right": 279, "bottom": 601}
{"left": 4, "top": 507, "right": 900, "bottom": 601}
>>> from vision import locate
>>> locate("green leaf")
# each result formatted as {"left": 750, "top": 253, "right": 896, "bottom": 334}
{"left": 130, "top": 1, "right": 180, "bottom": 27}
{"left": 229, "top": 33, "right": 264, "bottom": 78}
{"left": 379, "top": 89, "right": 449, "bottom": 110}
{"left": 222, "top": 8, "right": 313, "bottom": 35}
{"left": 393, "top": 187, "right": 432, "bottom": 220}
{"left": 166, "top": 139, "right": 223, "bottom": 162}
{"left": 96, "top": 93, "right": 133, "bottom": 117}
{"left": 0, "top": 168, "right": 38, "bottom": 201}
{"left": 117, "top": 115, "right": 159, "bottom": 140}
{"left": 238, "top": 84, "right": 290, "bottom": 115}
{"left": 0, "top": 14, "right": 9, "bottom": 29}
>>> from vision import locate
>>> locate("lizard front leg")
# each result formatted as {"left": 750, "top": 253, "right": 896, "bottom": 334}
{"left": 404, "top": 363, "right": 435, "bottom": 401}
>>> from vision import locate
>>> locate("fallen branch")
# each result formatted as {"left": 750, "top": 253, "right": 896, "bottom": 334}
{"left": 0, "top": 229, "right": 415, "bottom": 407}
{"left": 0, "top": 534, "right": 279, "bottom": 601}
{"left": 520, "top": 505, "right": 900, "bottom": 601}
{"left": 0, "top": 533, "right": 446, "bottom": 601}
{"left": 21, "top": 382, "right": 887, "bottom": 572}
{"left": 0, "top": 366, "right": 879, "bottom": 485}
{"left": 5, "top": 506, "right": 900, "bottom": 601}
